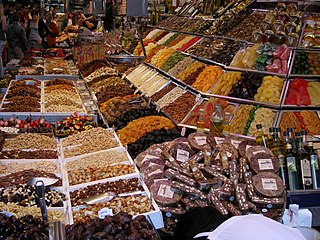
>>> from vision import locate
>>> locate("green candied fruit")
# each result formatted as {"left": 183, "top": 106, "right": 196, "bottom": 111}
{"left": 257, "top": 54, "right": 269, "bottom": 65}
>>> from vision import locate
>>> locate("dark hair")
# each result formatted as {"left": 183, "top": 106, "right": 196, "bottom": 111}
{"left": 174, "top": 207, "right": 230, "bottom": 240}
{"left": 31, "top": 9, "right": 38, "bottom": 17}
{"left": 11, "top": 12, "right": 20, "bottom": 22}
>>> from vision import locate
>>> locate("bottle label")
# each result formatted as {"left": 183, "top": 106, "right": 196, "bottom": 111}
{"left": 261, "top": 178, "right": 278, "bottom": 190}
{"left": 278, "top": 154, "right": 286, "bottom": 167}
{"left": 195, "top": 136, "right": 207, "bottom": 146}
{"left": 258, "top": 159, "right": 274, "bottom": 170}
{"left": 311, "top": 155, "right": 319, "bottom": 170}
{"left": 287, "top": 156, "right": 297, "bottom": 172}
{"left": 158, "top": 184, "right": 174, "bottom": 198}
{"left": 176, "top": 149, "right": 190, "bottom": 162}
{"left": 301, "top": 159, "right": 312, "bottom": 186}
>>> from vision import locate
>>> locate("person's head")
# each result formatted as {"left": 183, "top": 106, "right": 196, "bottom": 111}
{"left": 22, "top": 5, "right": 29, "bottom": 15}
{"left": 11, "top": 12, "right": 20, "bottom": 23}
{"left": 31, "top": 9, "right": 39, "bottom": 21}
{"left": 68, "top": 12, "right": 74, "bottom": 19}
{"left": 44, "top": 11, "right": 50, "bottom": 21}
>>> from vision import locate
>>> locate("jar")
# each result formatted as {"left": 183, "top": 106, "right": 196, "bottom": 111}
{"left": 274, "top": 31, "right": 286, "bottom": 45}
{"left": 285, "top": 22, "right": 297, "bottom": 34}
{"left": 260, "top": 19, "right": 272, "bottom": 32}
{"left": 251, "top": 30, "right": 264, "bottom": 43}
{"left": 286, "top": 33, "right": 299, "bottom": 47}
{"left": 263, "top": 30, "right": 275, "bottom": 43}
{"left": 273, "top": 20, "right": 285, "bottom": 33}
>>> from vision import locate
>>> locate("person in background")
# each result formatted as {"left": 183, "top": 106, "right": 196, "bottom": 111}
{"left": 103, "top": 0, "right": 114, "bottom": 32}
{"left": 62, "top": 12, "right": 76, "bottom": 31}
{"left": 0, "top": 4, "right": 6, "bottom": 79}
{"left": 26, "top": 10, "right": 49, "bottom": 49}
{"left": 76, "top": 12, "right": 97, "bottom": 31}
{"left": 7, "top": 12, "right": 27, "bottom": 61}
{"left": 19, "top": 4, "right": 31, "bottom": 30}
{"left": 4, "top": 3, "right": 14, "bottom": 27}
{"left": 46, "top": 18, "right": 59, "bottom": 48}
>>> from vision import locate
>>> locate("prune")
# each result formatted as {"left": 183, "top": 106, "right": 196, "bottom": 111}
{"left": 228, "top": 72, "right": 264, "bottom": 100}
{"left": 109, "top": 106, "right": 159, "bottom": 130}
{"left": 127, "top": 128, "right": 181, "bottom": 158}
{"left": 66, "top": 213, "right": 157, "bottom": 239}
{"left": 109, "top": 223, "right": 123, "bottom": 236}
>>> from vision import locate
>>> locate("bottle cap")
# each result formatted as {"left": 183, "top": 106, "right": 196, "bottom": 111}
{"left": 256, "top": 124, "right": 262, "bottom": 129}
{"left": 269, "top": 127, "right": 275, "bottom": 132}
{"left": 284, "top": 131, "right": 289, "bottom": 136}
{"left": 301, "top": 129, "right": 307, "bottom": 135}
{"left": 272, "top": 133, "right": 278, "bottom": 139}
{"left": 295, "top": 132, "right": 301, "bottom": 137}
{"left": 275, "top": 128, "right": 281, "bottom": 132}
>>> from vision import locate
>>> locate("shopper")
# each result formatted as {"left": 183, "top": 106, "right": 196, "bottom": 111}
{"left": 46, "top": 19, "right": 59, "bottom": 48}
{"left": 76, "top": 12, "right": 97, "bottom": 31}
{"left": 18, "top": 5, "right": 30, "bottom": 30}
{"left": 104, "top": 0, "right": 114, "bottom": 32}
{"left": 175, "top": 207, "right": 307, "bottom": 240}
{"left": 0, "top": 4, "right": 6, "bottom": 78}
{"left": 62, "top": 12, "right": 76, "bottom": 31}
{"left": 7, "top": 12, "right": 28, "bottom": 61}
{"left": 26, "top": 10, "right": 50, "bottom": 49}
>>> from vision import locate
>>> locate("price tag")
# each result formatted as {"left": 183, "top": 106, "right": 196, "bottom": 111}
{"left": 158, "top": 184, "right": 174, "bottom": 198}
{"left": 195, "top": 94, "right": 201, "bottom": 102}
{"left": 141, "top": 154, "right": 156, "bottom": 164}
{"left": 176, "top": 149, "right": 190, "bottom": 162}
{"left": 253, "top": 150, "right": 266, "bottom": 155}
{"left": 98, "top": 208, "right": 113, "bottom": 219}
{"left": 261, "top": 178, "right": 278, "bottom": 191}
{"left": 148, "top": 169, "right": 163, "bottom": 177}
{"left": 258, "top": 159, "right": 274, "bottom": 170}
{"left": 214, "top": 137, "right": 225, "bottom": 145}
{"left": 195, "top": 136, "right": 207, "bottom": 146}
{"left": 0, "top": 211, "right": 14, "bottom": 217}
{"left": 246, "top": 145, "right": 254, "bottom": 151}
{"left": 231, "top": 139, "right": 241, "bottom": 149}
{"left": 181, "top": 127, "right": 186, "bottom": 137}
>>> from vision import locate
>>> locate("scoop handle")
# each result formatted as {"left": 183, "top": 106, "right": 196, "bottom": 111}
{"left": 36, "top": 180, "right": 48, "bottom": 224}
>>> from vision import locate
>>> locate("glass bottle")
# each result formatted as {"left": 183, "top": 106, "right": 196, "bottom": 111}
{"left": 297, "top": 137, "right": 313, "bottom": 190}
{"left": 272, "top": 133, "right": 289, "bottom": 189}
{"left": 210, "top": 104, "right": 224, "bottom": 135}
{"left": 222, "top": 112, "right": 232, "bottom": 137}
{"left": 307, "top": 142, "right": 320, "bottom": 189}
{"left": 255, "top": 124, "right": 268, "bottom": 148}
{"left": 197, "top": 108, "right": 205, "bottom": 133}
{"left": 286, "top": 143, "right": 302, "bottom": 190}
{"left": 268, "top": 127, "right": 275, "bottom": 148}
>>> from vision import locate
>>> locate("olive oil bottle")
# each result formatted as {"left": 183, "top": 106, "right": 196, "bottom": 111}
{"left": 256, "top": 124, "right": 268, "bottom": 148}
{"left": 297, "top": 137, "right": 313, "bottom": 190}
{"left": 271, "top": 133, "right": 289, "bottom": 189}
{"left": 286, "top": 143, "right": 302, "bottom": 190}
{"left": 307, "top": 142, "right": 320, "bottom": 189}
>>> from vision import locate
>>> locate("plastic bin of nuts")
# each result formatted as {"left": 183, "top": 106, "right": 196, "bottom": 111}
{"left": 62, "top": 147, "right": 139, "bottom": 187}
{"left": 59, "top": 127, "right": 121, "bottom": 159}
{"left": 67, "top": 180, "right": 164, "bottom": 229}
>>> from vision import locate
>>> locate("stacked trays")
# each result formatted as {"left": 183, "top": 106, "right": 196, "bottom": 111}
{"left": 0, "top": 128, "right": 164, "bottom": 228}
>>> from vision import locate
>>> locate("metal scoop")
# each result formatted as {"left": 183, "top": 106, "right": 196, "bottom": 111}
{"left": 28, "top": 177, "right": 59, "bottom": 187}
{"left": 82, "top": 191, "right": 143, "bottom": 205}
